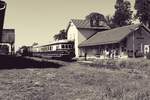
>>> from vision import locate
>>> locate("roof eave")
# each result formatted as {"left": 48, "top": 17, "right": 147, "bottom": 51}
{"left": 77, "top": 27, "right": 110, "bottom": 30}
{"left": 79, "top": 40, "right": 120, "bottom": 47}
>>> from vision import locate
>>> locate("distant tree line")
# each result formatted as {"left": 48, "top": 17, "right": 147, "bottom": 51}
{"left": 135, "top": 0, "right": 150, "bottom": 28}
{"left": 53, "top": 29, "right": 67, "bottom": 41}
{"left": 107, "top": 0, "right": 150, "bottom": 28}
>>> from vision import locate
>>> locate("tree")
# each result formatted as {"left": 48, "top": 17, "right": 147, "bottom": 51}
{"left": 85, "top": 12, "right": 107, "bottom": 27}
{"left": 85, "top": 12, "right": 106, "bottom": 21}
{"left": 53, "top": 29, "right": 67, "bottom": 41}
{"left": 105, "top": 15, "right": 116, "bottom": 28}
{"left": 113, "top": 0, "right": 133, "bottom": 27}
{"left": 135, "top": 0, "right": 150, "bottom": 28}
{"left": 32, "top": 42, "right": 38, "bottom": 47}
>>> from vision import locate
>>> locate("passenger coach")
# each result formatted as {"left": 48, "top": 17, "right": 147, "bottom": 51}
{"left": 31, "top": 40, "right": 75, "bottom": 59}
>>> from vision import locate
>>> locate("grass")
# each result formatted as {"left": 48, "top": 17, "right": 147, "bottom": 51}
{"left": 0, "top": 57, "right": 150, "bottom": 99}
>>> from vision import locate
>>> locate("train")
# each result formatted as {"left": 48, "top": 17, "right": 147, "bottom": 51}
{"left": 18, "top": 40, "right": 75, "bottom": 60}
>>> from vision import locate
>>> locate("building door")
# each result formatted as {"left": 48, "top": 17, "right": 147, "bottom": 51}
{"left": 144, "top": 45, "right": 150, "bottom": 54}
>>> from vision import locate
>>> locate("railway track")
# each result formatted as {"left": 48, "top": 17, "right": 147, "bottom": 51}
{"left": 24, "top": 56, "right": 75, "bottom": 66}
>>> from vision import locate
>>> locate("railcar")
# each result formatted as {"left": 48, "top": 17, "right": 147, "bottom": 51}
{"left": 31, "top": 40, "right": 75, "bottom": 60}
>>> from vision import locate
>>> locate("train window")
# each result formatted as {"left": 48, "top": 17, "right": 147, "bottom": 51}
{"left": 69, "top": 45, "right": 72, "bottom": 48}
{"left": 67, "top": 45, "right": 69, "bottom": 48}
{"left": 65, "top": 45, "right": 68, "bottom": 49}
{"left": 61, "top": 45, "right": 65, "bottom": 49}
{"left": 44, "top": 47, "right": 46, "bottom": 52}
{"left": 56, "top": 45, "right": 59, "bottom": 50}
{"left": 49, "top": 46, "right": 51, "bottom": 50}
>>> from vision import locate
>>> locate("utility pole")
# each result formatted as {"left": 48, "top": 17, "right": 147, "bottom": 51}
{"left": 131, "top": 27, "right": 138, "bottom": 58}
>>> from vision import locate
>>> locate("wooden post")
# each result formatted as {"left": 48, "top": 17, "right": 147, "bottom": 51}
{"left": 119, "top": 44, "right": 122, "bottom": 58}
{"left": 84, "top": 48, "right": 87, "bottom": 61}
{"left": 133, "top": 31, "right": 135, "bottom": 58}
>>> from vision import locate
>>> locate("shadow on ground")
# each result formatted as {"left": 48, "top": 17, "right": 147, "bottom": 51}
{"left": 51, "top": 57, "right": 77, "bottom": 62}
{"left": 0, "top": 55, "right": 62, "bottom": 69}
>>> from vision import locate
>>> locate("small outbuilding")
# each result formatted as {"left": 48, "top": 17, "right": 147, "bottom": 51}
{"left": 1, "top": 29, "right": 15, "bottom": 54}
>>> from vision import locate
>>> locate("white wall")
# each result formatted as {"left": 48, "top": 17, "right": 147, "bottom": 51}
{"left": 67, "top": 21, "right": 98, "bottom": 58}
{"left": 78, "top": 29, "right": 98, "bottom": 56}
{"left": 67, "top": 22, "right": 79, "bottom": 58}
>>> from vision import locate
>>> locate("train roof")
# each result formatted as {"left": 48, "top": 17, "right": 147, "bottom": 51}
{"left": 33, "top": 40, "right": 74, "bottom": 48}
{"left": 50, "top": 40, "right": 73, "bottom": 44}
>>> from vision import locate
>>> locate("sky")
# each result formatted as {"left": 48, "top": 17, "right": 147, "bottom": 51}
{"left": 3, "top": 0, "right": 135, "bottom": 50}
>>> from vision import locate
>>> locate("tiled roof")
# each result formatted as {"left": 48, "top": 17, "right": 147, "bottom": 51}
{"left": 79, "top": 24, "right": 140, "bottom": 47}
{"left": 1, "top": 29, "right": 15, "bottom": 44}
{"left": 71, "top": 19, "right": 110, "bottom": 30}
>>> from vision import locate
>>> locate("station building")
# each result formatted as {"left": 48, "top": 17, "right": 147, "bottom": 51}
{"left": 67, "top": 18, "right": 110, "bottom": 58}
{"left": 67, "top": 18, "right": 150, "bottom": 59}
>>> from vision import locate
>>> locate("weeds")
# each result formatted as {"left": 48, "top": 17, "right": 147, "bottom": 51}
{"left": 0, "top": 58, "right": 150, "bottom": 99}
{"left": 80, "top": 59, "right": 150, "bottom": 72}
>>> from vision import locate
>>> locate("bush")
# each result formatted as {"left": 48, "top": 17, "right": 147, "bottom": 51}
{"left": 81, "top": 59, "right": 150, "bottom": 71}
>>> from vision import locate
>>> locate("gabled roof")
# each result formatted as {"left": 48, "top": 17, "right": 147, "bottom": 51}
{"left": 141, "top": 24, "right": 150, "bottom": 33}
{"left": 71, "top": 19, "right": 110, "bottom": 30}
{"left": 2, "top": 29, "right": 15, "bottom": 44}
{"left": 79, "top": 24, "right": 140, "bottom": 47}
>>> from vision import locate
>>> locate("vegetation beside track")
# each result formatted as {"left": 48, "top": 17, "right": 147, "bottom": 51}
{"left": 0, "top": 56, "right": 150, "bottom": 99}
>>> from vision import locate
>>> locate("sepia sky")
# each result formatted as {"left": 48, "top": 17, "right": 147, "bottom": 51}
{"left": 4, "top": 0, "right": 135, "bottom": 49}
